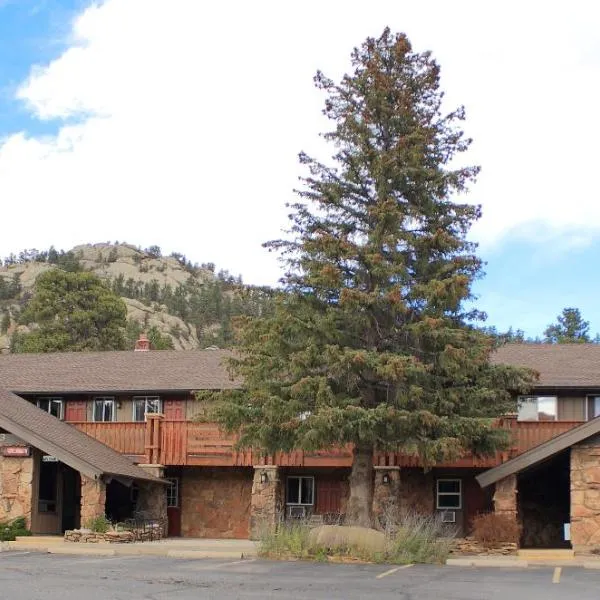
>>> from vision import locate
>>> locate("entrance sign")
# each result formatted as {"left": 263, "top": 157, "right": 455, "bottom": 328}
{"left": 42, "top": 455, "right": 59, "bottom": 463}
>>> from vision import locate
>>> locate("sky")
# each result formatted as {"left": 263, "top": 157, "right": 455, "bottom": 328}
{"left": 0, "top": 0, "right": 600, "bottom": 338}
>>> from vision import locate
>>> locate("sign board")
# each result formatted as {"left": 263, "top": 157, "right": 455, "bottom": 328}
{"left": 42, "top": 455, "right": 59, "bottom": 463}
{"left": 564, "top": 523, "right": 571, "bottom": 541}
{"left": 1, "top": 446, "right": 31, "bottom": 457}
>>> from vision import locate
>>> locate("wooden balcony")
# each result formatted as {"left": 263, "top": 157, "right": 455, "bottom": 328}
{"left": 71, "top": 415, "right": 586, "bottom": 469}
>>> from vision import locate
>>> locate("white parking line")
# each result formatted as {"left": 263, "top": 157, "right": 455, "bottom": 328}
{"left": 376, "top": 564, "right": 414, "bottom": 579}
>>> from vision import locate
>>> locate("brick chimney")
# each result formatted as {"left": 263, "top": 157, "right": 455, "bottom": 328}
{"left": 134, "top": 332, "right": 151, "bottom": 352}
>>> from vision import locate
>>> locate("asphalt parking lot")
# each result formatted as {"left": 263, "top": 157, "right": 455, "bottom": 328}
{"left": 2, "top": 550, "right": 600, "bottom": 599}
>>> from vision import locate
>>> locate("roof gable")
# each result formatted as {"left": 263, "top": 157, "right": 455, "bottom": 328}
{"left": 0, "top": 389, "right": 162, "bottom": 483}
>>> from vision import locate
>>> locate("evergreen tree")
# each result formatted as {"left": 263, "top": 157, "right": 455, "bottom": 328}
{"left": 12, "top": 270, "right": 127, "bottom": 353}
{"left": 209, "top": 29, "right": 534, "bottom": 526}
{"left": 544, "top": 307, "right": 591, "bottom": 343}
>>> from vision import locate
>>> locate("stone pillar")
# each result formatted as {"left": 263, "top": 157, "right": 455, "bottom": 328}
{"left": 135, "top": 465, "right": 167, "bottom": 536}
{"left": 80, "top": 476, "right": 106, "bottom": 527}
{"left": 493, "top": 474, "right": 518, "bottom": 520}
{"left": 570, "top": 444, "right": 600, "bottom": 549}
{"left": 372, "top": 466, "right": 400, "bottom": 528}
{"left": 250, "top": 466, "right": 282, "bottom": 539}
{"left": 0, "top": 454, "right": 34, "bottom": 529}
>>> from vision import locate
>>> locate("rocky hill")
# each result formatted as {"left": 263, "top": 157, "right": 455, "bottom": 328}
{"left": 0, "top": 243, "right": 274, "bottom": 353}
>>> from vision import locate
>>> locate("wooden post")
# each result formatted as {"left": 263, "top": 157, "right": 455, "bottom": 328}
{"left": 145, "top": 414, "right": 164, "bottom": 464}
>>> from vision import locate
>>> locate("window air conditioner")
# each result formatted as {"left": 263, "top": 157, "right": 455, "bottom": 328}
{"left": 287, "top": 505, "right": 308, "bottom": 519}
{"left": 441, "top": 510, "right": 456, "bottom": 523}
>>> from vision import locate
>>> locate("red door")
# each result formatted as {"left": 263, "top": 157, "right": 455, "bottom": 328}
{"left": 65, "top": 401, "right": 87, "bottom": 422}
{"left": 166, "top": 477, "right": 181, "bottom": 536}
{"left": 164, "top": 399, "right": 185, "bottom": 421}
{"left": 315, "top": 479, "right": 345, "bottom": 516}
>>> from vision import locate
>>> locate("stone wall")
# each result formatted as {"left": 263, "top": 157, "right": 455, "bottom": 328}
{"left": 80, "top": 476, "right": 106, "bottom": 526}
{"left": 0, "top": 454, "right": 34, "bottom": 528}
{"left": 250, "top": 466, "right": 283, "bottom": 538}
{"left": 571, "top": 443, "right": 600, "bottom": 548}
{"left": 493, "top": 475, "right": 517, "bottom": 519}
{"left": 372, "top": 467, "right": 401, "bottom": 525}
{"left": 181, "top": 467, "right": 252, "bottom": 539}
{"left": 399, "top": 468, "right": 434, "bottom": 514}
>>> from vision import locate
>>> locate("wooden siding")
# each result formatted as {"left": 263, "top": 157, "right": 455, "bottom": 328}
{"left": 70, "top": 415, "right": 585, "bottom": 469}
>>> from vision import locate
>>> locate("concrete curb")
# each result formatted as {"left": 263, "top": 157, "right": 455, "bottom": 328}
{"left": 446, "top": 558, "right": 528, "bottom": 568}
{"left": 6, "top": 543, "right": 258, "bottom": 559}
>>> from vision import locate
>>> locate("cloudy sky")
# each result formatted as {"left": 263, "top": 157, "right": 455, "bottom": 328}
{"left": 0, "top": 0, "right": 599, "bottom": 338}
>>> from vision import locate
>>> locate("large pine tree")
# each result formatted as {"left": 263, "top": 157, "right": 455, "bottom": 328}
{"left": 212, "top": 29, "right": 534, "bottom": 526}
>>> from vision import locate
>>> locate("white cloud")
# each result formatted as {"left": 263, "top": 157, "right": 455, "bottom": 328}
{"left": 2, "top": 0, "right": 600, "bottom": 284}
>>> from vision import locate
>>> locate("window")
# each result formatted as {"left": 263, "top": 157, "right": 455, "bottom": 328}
{"left": 588, "top": 396, "right": 600, "bottom": 420}
{"left": 166, "top": 478, "right": 179, "bottom": 508}
{"left": 436, "top": 479, "right": 461, "bottom": 509}
{"left": 93, "top": 397, "right": 116, "bottom": 422}
{"left": 132, "top": 396, "right": 161, "bottom": 422}
{"left": 36, "top": 397, "right": 63, "bottom": 420}
{"left": 517, "top": 396, "right": 557, "bottom": 421}
{"left": 38, "top": 460, "right": 58, "bottom": 513}
{"left": 286, "top": 476, "right": 315, "bottom": 506}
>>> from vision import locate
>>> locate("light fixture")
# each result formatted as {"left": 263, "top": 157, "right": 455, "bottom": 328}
{"left": 382, "top": 473, "right": 390, "bottom": 485}
{"left": 260, "top": 471, "right": 268, "bottom": 484}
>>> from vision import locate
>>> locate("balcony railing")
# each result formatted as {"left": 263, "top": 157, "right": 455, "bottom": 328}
{"left": 71, "top": 415, "right": 586, "bottom": 468}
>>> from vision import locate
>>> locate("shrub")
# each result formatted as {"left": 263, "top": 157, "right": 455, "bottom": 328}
{"left": 86, "top": 515, "right": 111, "bottom": 534}
{"left": 258, "top": 512, "right": 454, "bottom": 564}
{"left": 471, "top": 512, "right": 522, "bottom": 548}
{"left": 0, "top": 517, "right": 32, "bottom": 541}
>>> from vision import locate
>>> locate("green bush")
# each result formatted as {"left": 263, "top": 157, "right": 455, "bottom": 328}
{"left": 86, "top": 515, "right": 111, "bottom": 534}
{"left": 0, "top": 517, "right": 32, "bottom": 541}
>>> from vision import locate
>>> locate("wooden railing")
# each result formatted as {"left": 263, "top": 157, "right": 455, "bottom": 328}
{"left": 72, "top": 415, "right": 586, "bottom": 468}
{"left": 72, "top": 422, "right": 146, "bottom": 457}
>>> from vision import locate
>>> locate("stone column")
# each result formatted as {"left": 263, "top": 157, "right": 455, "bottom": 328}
{"left": 135, "top": 465, "right": 167, "bottom": 536}
{"left": 372, "top": 466, "right": 400, "bottom": 529}
{"left": 0, "top": 455, "right": 34, "bottom": 529}
{"left": 80, "top": 476, "right": 106, "bottom": 527}
{"left": 250, "top": 466, "right": 282, "bottom": 539}
{"left": 570, "top": 444, "right": 600, "bottom": 549}
{"left": 493, "top": 474, "right": 518, "bottom": 520}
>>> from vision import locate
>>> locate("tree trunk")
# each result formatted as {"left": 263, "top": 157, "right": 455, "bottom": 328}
{"left": 346, "top": 445, "right": 374, "bottom": 527}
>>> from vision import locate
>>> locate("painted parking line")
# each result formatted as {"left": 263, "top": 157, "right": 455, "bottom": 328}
{"left": 376, "top": 564, "right": 414, "bottom": 579}
{"left": 552, "top": 567, "right": 562, "bottom": 584}
{"left": 181, "top": 558, "right": 258, "bottom": 570}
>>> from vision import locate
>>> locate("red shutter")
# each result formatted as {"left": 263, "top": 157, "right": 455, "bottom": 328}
{"left": 65, "top": 401, "right": 87, "bottom": 422}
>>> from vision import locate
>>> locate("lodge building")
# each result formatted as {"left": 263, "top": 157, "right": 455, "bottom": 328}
{"left": 2, "top": 341, "right": 600, "bottom": 550}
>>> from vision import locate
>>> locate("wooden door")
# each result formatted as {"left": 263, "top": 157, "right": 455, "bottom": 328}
{"left": 315, "top": 479, "right": 344, "bottom": 516}
{"left": 164, "top": 399, "right": 185, "bottom": 421}
{"left": 166, "top": 477, "right": 181, "bottom": 536}
{"left": 65, "top": 400, "right": 87, "bottom": 422}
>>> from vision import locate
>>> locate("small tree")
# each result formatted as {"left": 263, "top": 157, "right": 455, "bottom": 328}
{"left": 12, "top": 269, "right": 127, "bottom": 353}
{"left": 544, "top": 308, "right": 591, "bottom": 344}
{"left": 210, "top": 29, "right": 534, "bottom": 526}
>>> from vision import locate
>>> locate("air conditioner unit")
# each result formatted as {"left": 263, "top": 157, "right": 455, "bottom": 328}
{"left": 441, "top": 510, "right": 456, "bottom": 523}
{"left": 287, "top": 505, "right": 308, "bottom": 519}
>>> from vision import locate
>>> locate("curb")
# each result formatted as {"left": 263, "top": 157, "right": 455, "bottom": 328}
{"left": 446, "top": 558, "right": 528, "bottom": 568}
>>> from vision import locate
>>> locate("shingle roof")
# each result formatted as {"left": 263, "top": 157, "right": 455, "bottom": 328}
{"left": 0, "top": 349, "right": 238, "bottom": 393}
{"left": 0, "top": 389, "right": 162, "bottom": 482}
{"left": 491, "top": 343, "right": 600, "bottom": 388}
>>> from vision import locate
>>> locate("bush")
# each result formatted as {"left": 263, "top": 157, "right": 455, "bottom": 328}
{"left": 471, "top": 512, "right": 522, "bottom": 548}
{"left": 86, "top": 515, "right": 111, "bottom": 534}
{"left": 0, "top": 517, "right": 32, "bottom": 541}
{"left": 258, "top": 512, "right": 454, "bottom": 564}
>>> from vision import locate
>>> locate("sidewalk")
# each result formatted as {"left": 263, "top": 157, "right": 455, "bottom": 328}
{"left": 4, "top": 536, "right": 259, "bottom": 559}
{"left": 447, "top": 549, "right": 600, "bottom": 569}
